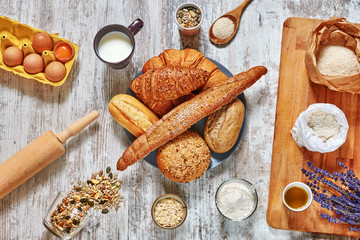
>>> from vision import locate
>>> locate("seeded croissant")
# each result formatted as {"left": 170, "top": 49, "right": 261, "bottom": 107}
{"left": 130, "top": 66, "right": 210, "bottom": 101}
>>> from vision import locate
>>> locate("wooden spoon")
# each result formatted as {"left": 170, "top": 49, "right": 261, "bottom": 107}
{"left": 209, "top": 0, "right": 252, "bottom": 45}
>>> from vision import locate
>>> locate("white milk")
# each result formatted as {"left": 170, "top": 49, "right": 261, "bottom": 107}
{"left": 98, "top": 31, "right": 133, "bottom": 63}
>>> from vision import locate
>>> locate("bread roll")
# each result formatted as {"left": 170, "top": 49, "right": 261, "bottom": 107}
{"left": 204, "top": 98, "right": 245, "bottom": 153}
{"left": 108, "top": 94, "right": 159, "bottom": 137}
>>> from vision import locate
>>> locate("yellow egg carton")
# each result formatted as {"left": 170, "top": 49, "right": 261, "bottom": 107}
{"left": 0, "top": 16, "right": 79, "bottom": 86}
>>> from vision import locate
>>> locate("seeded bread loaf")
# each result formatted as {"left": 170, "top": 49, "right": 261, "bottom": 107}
{"left": 157, "top": 131, "right": 211, "bottom": 183}
{"left": 204, "top": 98, "right": 245, "bottom": 153}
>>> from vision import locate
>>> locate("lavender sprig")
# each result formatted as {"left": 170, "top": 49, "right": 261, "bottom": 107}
{"left": 302, "top": 161, "right": 360, "bottom": 232}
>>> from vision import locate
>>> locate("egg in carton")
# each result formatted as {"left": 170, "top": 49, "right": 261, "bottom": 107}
{"left": 0, "top": 16, "right": 79, "bottom": 86}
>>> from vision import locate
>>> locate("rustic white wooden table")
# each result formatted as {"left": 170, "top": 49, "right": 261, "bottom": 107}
{"left": 0, "top": 0, "right": 359, "bottom": 239}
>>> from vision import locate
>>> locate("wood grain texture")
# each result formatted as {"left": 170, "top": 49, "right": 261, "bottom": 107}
{"left": 0, "top": 131, "right": 65, "bottom": 199}
{"left": 267, "top": 17, "right": 360, "bottom": 237}
{"left": 0, "top": 0, "right": 359, "bottom": 239}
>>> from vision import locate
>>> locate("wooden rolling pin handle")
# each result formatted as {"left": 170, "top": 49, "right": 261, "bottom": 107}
{"left": 0, "top": 110, "right": 100, "bottom": 199}
{"left": 56, "top": 110, "right": 100, "bottom": 144}
{"left": 0, "top": 131, "right": 65, "bottom": 199}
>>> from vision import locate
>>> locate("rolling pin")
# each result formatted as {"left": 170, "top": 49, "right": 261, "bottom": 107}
{"left": 0, "top": 110, "right": 99, "bottom": 199}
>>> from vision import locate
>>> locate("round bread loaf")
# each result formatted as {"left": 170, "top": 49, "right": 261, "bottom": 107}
{"left": 204, "top": 98, "right": 245, "bottom": 153}
{"left": 157, "top": 131, "right": 211, "bottom": 183}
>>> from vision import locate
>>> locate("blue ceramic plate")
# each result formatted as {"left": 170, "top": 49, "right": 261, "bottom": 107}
{"left": 125, "top": 58, "right": 247, "bottom": 169}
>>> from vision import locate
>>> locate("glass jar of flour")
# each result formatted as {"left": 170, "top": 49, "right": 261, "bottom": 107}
{"left": 215, "top": 179, "right": 258, "bottom": 221}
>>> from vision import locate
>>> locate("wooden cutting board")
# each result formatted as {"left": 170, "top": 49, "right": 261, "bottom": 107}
{"left": 267, "top": 17, "right": 360, "bottom": 237}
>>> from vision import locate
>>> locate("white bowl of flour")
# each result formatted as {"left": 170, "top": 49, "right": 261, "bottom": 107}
{"left": 215, "top": 179, "right": 258, "bottom": 221}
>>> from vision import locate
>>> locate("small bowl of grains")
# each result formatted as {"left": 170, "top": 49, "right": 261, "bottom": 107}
{"left": 175, "top": 3, "right": 203, "bottom": 36}
{"left": 151, "top": 194, "right": 187, "bottom": 229}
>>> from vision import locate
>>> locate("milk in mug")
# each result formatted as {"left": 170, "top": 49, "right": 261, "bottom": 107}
{"left": 98, "top": 31, "right": 133, "bottom": 63}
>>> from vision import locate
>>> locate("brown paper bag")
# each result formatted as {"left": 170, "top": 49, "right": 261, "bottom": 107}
{"left": 305, "top": 17, "right": 360, "bottom": 93}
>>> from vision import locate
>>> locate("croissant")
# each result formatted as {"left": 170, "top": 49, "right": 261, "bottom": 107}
{"left": 139, "top": 49, "right": 229, "bottom": 116}
{"left": 143, "top": 49, "right": 229, "bottom": 89}
{"left": 117, "top": 66, "right": 267, "bottom": 171}
{"left": 130, "top": 66, "right": 209, "bottom": 101}
{"left": 142, "top": 49, "right": 203, "bottom": 72}
{"left": 134, "top": 93, "right": 192, "bottom": 117}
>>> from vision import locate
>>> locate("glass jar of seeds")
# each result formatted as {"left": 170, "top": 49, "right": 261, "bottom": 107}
{"left": 175, "top": 3, "right": 203, "bottom": 36}
{"left": 43, "top": 191, "right": 95, "bottom": 239}
{"left": 43, "top": 167, "right": 124, "bottom": 239}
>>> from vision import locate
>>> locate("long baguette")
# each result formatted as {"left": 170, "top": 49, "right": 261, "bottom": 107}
{"left": 117, "top": 66, "right": 267, "bottom": 171}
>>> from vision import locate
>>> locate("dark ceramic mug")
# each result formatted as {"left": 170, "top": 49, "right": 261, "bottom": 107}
{"left": 93, "top": 19, "right": 143, "bottom": 69}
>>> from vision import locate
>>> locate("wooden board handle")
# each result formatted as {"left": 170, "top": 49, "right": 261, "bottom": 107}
{"left": 56, "top": 110, "right": 100, "bottom": 144}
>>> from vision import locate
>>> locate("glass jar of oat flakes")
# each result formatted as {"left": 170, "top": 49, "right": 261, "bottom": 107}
{"left": 151, "top": 194, "right": 187, "bottom": 229}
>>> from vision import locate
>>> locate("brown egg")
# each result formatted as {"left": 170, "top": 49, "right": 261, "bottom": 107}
{"left": 45, "top": 61, "right": 66, "bottom": 82}
{"left": 3, "top": 46, "right": 24, "bottom": 67}
{"left": 23, "top": 53, "right": 44, "bottom": 74}
{"left": 32, "top": 32, "right": 53, "bottom": 53}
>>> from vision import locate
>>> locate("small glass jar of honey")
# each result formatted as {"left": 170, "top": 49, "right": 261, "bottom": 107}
{"left": 282, "top": 182, "right": 312, "bottom": 211}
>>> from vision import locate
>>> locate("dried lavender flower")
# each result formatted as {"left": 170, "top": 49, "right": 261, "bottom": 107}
{"left": 302, "top": 161, "right": 360, "bottom": 231}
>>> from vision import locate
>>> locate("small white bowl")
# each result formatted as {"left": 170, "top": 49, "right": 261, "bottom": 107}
{"left": 282, "top": 182, "right": 313, "bottom": 212}
{"left": 175, "top": 2, "right": 203, "bottom": 36}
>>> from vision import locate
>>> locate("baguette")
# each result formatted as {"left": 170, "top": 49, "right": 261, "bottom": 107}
{"left": 117, "top": 66, "right": 267, "bottom": 171}
{"left": 108, "top": 94, "right": 159, "bottom": 137}
{"left": 202, "top": 69, "right": 229, "bottom": 90}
